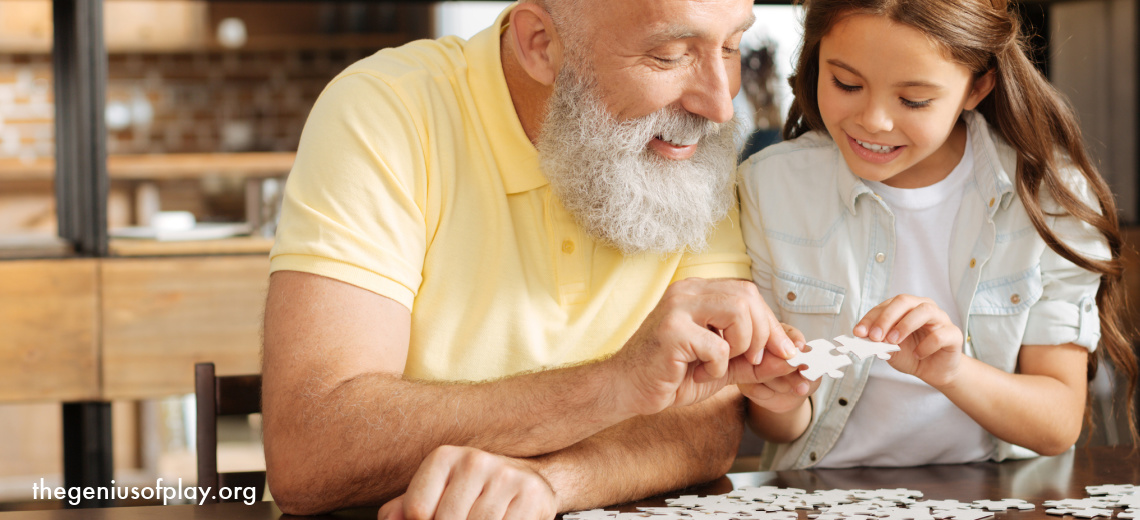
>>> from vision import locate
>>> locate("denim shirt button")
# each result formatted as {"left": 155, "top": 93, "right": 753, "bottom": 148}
{"left": 875, "top": 252, "right": 885, "bottom": 263}
{"left": 1010, "top": 294, "right": 1020, "bottom": 305}
{"left": 787, "top": 291, "right": 797, "bottom": 302}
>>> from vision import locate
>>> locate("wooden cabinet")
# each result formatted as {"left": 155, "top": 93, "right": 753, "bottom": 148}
{"left": 0, "top": 260, "right": 99, "bottom": 402}
{"left": 0, "top": 256, "right": 268, "bottom": 403}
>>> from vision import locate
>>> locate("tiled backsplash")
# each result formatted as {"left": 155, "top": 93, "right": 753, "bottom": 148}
{"left": 0, "top": 47, "right": 373, "bottom": 161}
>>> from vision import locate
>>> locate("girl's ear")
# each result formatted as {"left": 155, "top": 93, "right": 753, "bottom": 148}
{"left": 964, "top": 70, "right": 996, "bottom": 110}
{"left": 507, "top": 3, "right": 564, "bottom": 87}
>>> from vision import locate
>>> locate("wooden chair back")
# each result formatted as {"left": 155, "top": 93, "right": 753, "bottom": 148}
{"left": 194, "top": 362, "right": 265, "bottom": 504}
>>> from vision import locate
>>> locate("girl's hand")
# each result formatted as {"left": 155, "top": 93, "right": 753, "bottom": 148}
{"left": 854, "top": 295, "right": 965, "bottom": 388}
{"left": 739, "top": 323, "right": 821, "bottom": 413}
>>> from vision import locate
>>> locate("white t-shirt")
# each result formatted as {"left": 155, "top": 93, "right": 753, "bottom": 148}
{"left": 818, "top": 132, "right": 996, "bottom": 468}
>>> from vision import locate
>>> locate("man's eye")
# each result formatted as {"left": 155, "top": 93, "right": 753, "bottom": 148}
{"left": 831, "top": 77, "right": 861, "bottom": 92}
{"left": 652, "top": 55, "right": 682, "bottom": 64}
{"left": 722, "top": 46, "right": 740, "bottom": 58}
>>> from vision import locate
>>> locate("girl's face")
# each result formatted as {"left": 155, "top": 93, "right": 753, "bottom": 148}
{"left": 817, "top": 14, "right": 994, "bottom": 188}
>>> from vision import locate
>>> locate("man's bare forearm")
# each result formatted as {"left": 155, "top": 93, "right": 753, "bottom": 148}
{"left": 533, "top": 387, "right": 746, "bottom": 513}
{"left": 264, "top": 361, "right": 637, "bottom": 514}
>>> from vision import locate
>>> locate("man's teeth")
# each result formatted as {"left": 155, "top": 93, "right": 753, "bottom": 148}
{"left": 855, "top": 138, "right": 897, "bottom": 154}
{"left": 657, "top": 134, "right": 700, "bottom": 147}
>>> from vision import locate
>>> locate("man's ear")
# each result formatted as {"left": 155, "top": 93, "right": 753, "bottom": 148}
{"left": 508, "top": 3, "right": 563, "bottom": 86}
{"left": 964, "top": 69, "right": 996, "bottom": 110}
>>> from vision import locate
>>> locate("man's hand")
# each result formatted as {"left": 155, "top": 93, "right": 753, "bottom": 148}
{"left": 739, "top": 323, "right": 819, "bottom": 413}
{"left": 378, "top": 446, "right": 556, "bottom": 520}
{"left": 610, "top": 278, "right": 798, "bottom": 417}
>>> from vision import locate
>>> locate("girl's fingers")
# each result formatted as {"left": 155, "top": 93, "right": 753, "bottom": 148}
{"left": 886, "top": 301, "right": 943, "bottom": 344}
{"left": 853, "top": 296, "right": 895, "bottom": 337}
{"left": 913, "top": 326, "right": 962, "bottom": 360}
{"left": 863, "top": 295, "right": 928, "bottom": 342}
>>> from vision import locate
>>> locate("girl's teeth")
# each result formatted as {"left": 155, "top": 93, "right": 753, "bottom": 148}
{"left": 855, "top": 138, "right": 897, "bottom": 154}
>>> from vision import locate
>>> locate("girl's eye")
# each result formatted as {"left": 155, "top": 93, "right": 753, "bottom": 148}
{"left": 832, "top": 77, "right": 861, "bottom": 92}
{"left": 901, "top": 97, "right": 933, "bottom": 109}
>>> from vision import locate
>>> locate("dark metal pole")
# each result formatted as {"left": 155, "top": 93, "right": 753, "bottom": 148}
{"left": 52, "top": 0, "right": 108, "bottom": 257}
{"left": 54, "top": 0, "right": 114, "bottom": 508}
{"left": 62, "top": 402, "right": 115, "bottom": 508}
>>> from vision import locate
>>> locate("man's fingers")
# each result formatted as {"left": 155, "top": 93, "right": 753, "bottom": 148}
{"left": 467, "top": 479, "right": 511, "bottom": 520}
{"left": 688, "top": 325, "right": 732, "bottom": 382}
{"left": 433, "top": 454, "right": 492, "bottom": 520}
{"left": 403, "top": 447, "right": 459, "bottom": 520}
{"left": 379, "top": 495, "right": 406, "bottom": 520}
{"left": 783, "top": 323, "right": 807, "bottom": 349}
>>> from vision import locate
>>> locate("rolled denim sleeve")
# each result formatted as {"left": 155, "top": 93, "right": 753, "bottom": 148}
{"left": 1021, "top": 171, "right": 1109, "bottom": 352}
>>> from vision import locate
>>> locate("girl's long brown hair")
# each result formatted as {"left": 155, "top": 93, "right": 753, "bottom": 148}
{"left": 784, "top": 0, "right": 1138, "bottom": 445}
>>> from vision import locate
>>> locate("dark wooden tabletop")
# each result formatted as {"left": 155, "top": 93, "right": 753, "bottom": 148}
{"left": 3, "top": 446, "right": 1136, "bottom": 519}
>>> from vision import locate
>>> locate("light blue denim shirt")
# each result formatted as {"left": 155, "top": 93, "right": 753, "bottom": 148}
{"left": 738, "top": 110, "right": 1107, "bottom": 470}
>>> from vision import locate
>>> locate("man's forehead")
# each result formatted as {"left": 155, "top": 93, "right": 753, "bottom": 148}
{"left": 584, "top": 0, "right": 756, "bottom": 43}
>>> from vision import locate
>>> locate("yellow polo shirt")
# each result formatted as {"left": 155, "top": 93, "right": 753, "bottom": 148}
{"left": 270, "top": 6, "right": 750, "bottom": 382}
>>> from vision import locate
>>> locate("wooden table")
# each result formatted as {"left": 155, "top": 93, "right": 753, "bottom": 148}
{"left": 3, "top": 446, "right": 1137, "bottom": 519}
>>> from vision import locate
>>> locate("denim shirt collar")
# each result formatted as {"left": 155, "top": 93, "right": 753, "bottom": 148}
{"left": 835, "top": 111, "right": 1015, "bottom": 219}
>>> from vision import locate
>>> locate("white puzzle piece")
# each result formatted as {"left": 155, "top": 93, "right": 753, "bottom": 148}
{"left": 1119, "top": 508, "right": 1138, "bottom": 519}
{"left": 914, "top": 500, "right": 973, "bottom": 512}
{"left": 833, "top": 335, "right": 901, "bottom": 360}
{"left": 971, "top": 499, "right": 1034, "bottom": 511}
{"left": 1085, "top": 484, "right": 1136, "bottom": 496}
{"left": 788, "top": 339, "right": 853, "bottom": 380}
{"left": 934, "top": 509, "right": 995, "bottom": 520}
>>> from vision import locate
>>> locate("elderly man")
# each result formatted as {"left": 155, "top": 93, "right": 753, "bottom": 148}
{"left": 262, "top": 0, "right": 797, "bottom": 517}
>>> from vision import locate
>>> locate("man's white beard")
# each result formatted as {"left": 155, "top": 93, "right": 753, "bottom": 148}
{"left": 536, "top": 64, "right": 740, "bottom": 255}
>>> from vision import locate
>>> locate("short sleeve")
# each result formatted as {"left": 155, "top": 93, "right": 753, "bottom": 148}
{"left": 270, "top": 72, "right": 429, "bottom": 310}
{"left": 671, "top": 200, "right": 752, "bottom": 282}
{"left": 1021, "top": 170, "right": 1110, "bottom": 351}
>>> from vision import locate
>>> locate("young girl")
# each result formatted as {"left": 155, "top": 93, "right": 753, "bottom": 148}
{"left": 737, "top": 0, "right": 1138, "bottom": 469}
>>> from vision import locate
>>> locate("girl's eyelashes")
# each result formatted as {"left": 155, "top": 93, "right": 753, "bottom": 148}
{"left": 901, "top": 97, "right": 933, "bottom": 109}
{"left": 832, "top": 75, "right": 934, "bottom": 109}
{"left": 832, "top": 76, "right": 861, "bottom": 92}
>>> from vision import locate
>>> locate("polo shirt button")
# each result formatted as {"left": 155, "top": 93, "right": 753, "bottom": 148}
{"left": 810, "top": 452, "right": 818, "bottom": 462}
{"left": 1010, "top": 294, "right": 1021, "bottom": 304}
{"left": 969, "top": 258, "right": 976, "bottom": 268}
{"left": 875, "top": 252, "right": 885, "bottom": 263}
{"left": 989, "top": 197, "right": 995, "bottom": 207}
{"left": 966, "top": 335, "right": 972, "bottom": 343}
{"left": 838, "top": 398, "right": 848, "bottom": 406}
{"left": 787, "top": 291, "right": 797, "bottom": 302}
{"left": 562, "top": 240, "right": 575, "bottom": 254}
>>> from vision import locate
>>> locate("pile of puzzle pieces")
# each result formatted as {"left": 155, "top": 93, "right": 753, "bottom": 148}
{"left": 786, "top": 335, "right": 901, "bottom": 381}
{"left": 564, "top": 483, "right": 1140, "bottom": 520}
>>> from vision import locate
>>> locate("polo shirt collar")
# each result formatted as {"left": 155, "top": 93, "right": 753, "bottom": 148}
{"left": 465, "top": 3, "right": 548, "bottom": 194}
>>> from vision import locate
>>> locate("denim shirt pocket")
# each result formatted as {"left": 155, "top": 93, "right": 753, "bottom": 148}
{"left": 969, "top": 265, "right": 1043, "bottom": 316}
{"left": 773, "top": 271, "right": 846, "bottom": 344}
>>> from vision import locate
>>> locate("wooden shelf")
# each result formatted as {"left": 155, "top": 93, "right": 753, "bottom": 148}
{"left": 109, "top": 236, "right": 275, "bottom": 257}
{"left": 0, "top": 33, "right": 411, "bottom": 54}
{"left": 0, "top": 151, "right": 296, "bottom": 182}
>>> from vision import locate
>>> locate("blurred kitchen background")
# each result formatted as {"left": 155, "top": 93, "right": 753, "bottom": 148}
{"left": 0, "top": 0, "right": 1136, "bottom": 511}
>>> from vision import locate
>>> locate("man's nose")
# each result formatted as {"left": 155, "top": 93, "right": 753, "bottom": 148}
{"left": 858, "top": 98, "right": 894, "bottom": 134}
{"left": 680, "top": 57, "right": 736, "bottom": 124}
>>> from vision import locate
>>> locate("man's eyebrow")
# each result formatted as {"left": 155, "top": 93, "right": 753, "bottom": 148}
{"left": 645, "top": 13, "right": 758, "bottom": 47}
{"left": 825, "top": 58, "right": 943, "bottom": 89}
